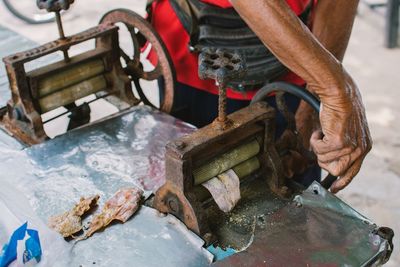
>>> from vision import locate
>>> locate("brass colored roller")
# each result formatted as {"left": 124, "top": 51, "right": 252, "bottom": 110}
{"left": 37, "top": 59, "right": 105, "bottom": 97}
{"left": 39, "top": 75, "right": 107, "bottom": 113}
{"left": 232, "top": 156, "right": 260, "bottom": 179}
{"left": 193, "top": 140, "right": 260, "bottom": 185}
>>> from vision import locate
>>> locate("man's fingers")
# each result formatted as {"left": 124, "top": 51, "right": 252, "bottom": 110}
{"left": 310, "top": 130, "right": 347, "bottom": 155}
{"left": 310, "top": 130, "right": 323, "bottom": 141}
{"left": 317, "top": 147, "right": 363, "bottom": 177}
{"left": 317, "top": 147, "right": 354, "bottom": 163}
{"left": 330, "top": 159, "right": 363, "bottom": 193}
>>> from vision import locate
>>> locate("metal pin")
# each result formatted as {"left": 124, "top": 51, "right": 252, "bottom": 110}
{"left": 55, "top": 11, "right": 70, "bottom": 62}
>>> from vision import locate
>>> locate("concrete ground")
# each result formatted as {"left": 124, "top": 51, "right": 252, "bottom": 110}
{"left": 0, "top": 1, "right": 399, "bottom": 265}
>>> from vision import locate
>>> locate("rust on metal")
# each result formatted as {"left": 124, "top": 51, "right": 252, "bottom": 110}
{"left": 0, "top": 9, "right": 174, "bottom": 145}
{"left": 154, "top": 101, "right": 289, "bottom": 240}
{"left": 99, "top": 9, "right": 176, "bottom": 113}
{"left": 0, "top": 23, "right": 135, "bottom": 145}
{"left": 198, "top": 48, "right": 246, "bottom": 127}
{"left": 36, "top": 0, "right": 75, "bottom": 12}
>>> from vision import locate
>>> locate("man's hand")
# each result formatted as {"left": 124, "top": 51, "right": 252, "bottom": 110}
{"left": 309, "top": 70, "right": 372, "bottom": 193}
{"left": 230, "top": 0, "right": 370, "bottom": 191}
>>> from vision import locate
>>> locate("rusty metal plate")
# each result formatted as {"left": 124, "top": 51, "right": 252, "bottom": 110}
{"left": 212, "top": 181, "right": 391, "bottom": 266}
{"left": 0, "top": 25, "right": 60, "bottom": 108}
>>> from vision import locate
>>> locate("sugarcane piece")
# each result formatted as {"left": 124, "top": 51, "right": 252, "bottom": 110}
{"left": 202, "top": 169, "right": 241, "bottom": 213}
{"left": 193, "top": 139, "right": 260, "bottom": 185}
{"left": 37, "top": 59, "right": 105, "bottom": 97}
{"left": 48, "top": 195, "right": 99, "bottom": 237}
{"left": 39, "top": 74, "right": 107, "bottom": 113}
{"left": 81, "top": 187, "right": 143, "bottom": 239}
{"left": 194, "top": 157, "right": 261, "bottom": 202}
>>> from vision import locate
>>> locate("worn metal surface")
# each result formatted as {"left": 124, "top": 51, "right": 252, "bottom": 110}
{"left": 37, "top": 0, "right": 75, "bottom": 12}
{"left": 1, "top": 22, "right": 142, "bottom": 144}
{"left": 153, "top": 101, "right": 291, "bottom": 240}
{"left": 0, "top": 106, "right": 195, "bottom": 205}
{"left": 69, "top": 206, "right": 213, "bottom": 267}
{"left": 0, "top": 104, "right": 393, "bottom": 265}
{"left": 99, "top": 9, "right": 176, "bottom": 113}
{"left": 0, "top": 26, "right": 60, "bottom": 108}
{"left": 198, "top": 48, "right": 246, "bottom": 125}
{"left": 0, "top": 106, "right": 215, "bottom": 266}
{"left": 213, "top": 181, "right": 391, "bottom": 266}
{"left": 0, "top": 19, "right": 394, "bottom": 267}
{"left": 0, "top": 23, "right": 137, "bottom": 145}
{"left": 198, "top": 48, "right": 246, "bottom": 88}
{"left": 1, "top": 9, "right": 175, "bottom": 145}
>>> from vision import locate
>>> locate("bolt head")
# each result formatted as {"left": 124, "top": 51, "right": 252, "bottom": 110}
{"left": 168, "top": 199, "right": 179, "bottom": 212}
{"left": 174, "top": 141, "right": 186, "bottom": 149}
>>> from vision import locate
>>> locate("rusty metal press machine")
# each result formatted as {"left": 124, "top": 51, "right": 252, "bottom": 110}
{"left": 0, "top": 1, "right": 394, "bottom": 266}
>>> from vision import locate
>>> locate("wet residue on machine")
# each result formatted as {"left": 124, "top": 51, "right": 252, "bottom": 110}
{"left": 0, "top": 105, "right": 393, "bottom": 266}
{"left": 210, "top": 180, "right": 392, "bottom": 266}
{"left": 0, "top": 106, "right": 215, "bottom": 266}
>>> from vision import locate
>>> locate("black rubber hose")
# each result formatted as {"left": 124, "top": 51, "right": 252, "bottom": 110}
{"left": 251, "top": 81, "right": 337, "bottom": 190}
{"left": 250, "top": 81, "right": 320, "bottom": 112}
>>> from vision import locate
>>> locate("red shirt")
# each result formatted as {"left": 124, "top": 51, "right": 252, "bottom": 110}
{"left": 150, "top": 0, "right": 315, "bottom": 100}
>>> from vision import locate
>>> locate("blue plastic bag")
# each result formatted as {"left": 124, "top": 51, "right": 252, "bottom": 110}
{"left": 0, "top": 222, "right": 42, "bottom": 267}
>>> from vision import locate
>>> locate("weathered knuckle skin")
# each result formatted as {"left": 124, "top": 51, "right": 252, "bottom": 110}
{"left": 331, "top": 135, "right": 345, "bottom": 148}
{"left": 343, "top": 155, "right": 352, "bottom": 166}
{"left": 343, "top": 177, "right": 353, "bottom": 187}
{"left": 319, "top": 156, "right": 329, "bottom": 164}
{"left": 312, "top": 143, "right": 321, "bottom": 155}
{"left": 317, "top": 154, "right": 326, "bottom": 163}
{"left": 330, "top": 182, "right": 342, "bottom": 193}
{"left": 330, "top": 167, "right": 341, "bottom": 177}
{"left": 334, "top": 178, "right": 350, "bottom": 192}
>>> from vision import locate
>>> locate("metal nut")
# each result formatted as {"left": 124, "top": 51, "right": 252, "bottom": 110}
{"left": 174, "top": 141, "right": 186, "bottom": 150}
{"left": 168, "top": 199, "right": 179, "bottom": 213}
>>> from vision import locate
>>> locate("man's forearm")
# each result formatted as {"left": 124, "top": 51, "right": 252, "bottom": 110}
{"left": 230, "top": 0, "right": 371, "bottom": 192}
{"left": 312, "top": 0, "right": 359, "bottom": 62}
{"left": 230, "top": 0, "right": 347, "bottom": 103}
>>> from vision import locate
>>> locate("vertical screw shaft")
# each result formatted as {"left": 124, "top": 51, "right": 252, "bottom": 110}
{"left": 55, "top": 11, "right": 70, "bottom": 62}
{"left": 218, "top": 83, "right": 227, "bottom": 124}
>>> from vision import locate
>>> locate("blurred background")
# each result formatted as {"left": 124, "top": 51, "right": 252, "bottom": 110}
{"left": 0, "top": 0, "right": 399, "bottom": 265}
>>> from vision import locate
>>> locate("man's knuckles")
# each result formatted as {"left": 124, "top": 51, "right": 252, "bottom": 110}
{"left": 318, "top": 155, "right": 351, "bottom": 176}
{"left": 317, "top": 147, "right": 353, "bottom": 163}
{"left": 312, "top": 136, "right": 348, "bottom": 155}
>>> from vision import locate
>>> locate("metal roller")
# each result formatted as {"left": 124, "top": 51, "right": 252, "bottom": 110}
{"left": 37, "top": 59, "right": 105, "bottom": 97}
{"left": 232, "top": 156, "right": 260, "bottom": 178}
{"left": 193, "top": 139, "right": 260, "bottom": 185}
{"left": 39, "top": 75, "right": 107, "bottom": 113}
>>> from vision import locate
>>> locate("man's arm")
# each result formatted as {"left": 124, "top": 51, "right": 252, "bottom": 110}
{"left": 312, "top": 0, "right": 359, "bottom": 61}
{"left": 230, "top": 0, "right": 371, "bottom": 193}
{"left": 295, "top": 0, "right": 359, "bottom": 158}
